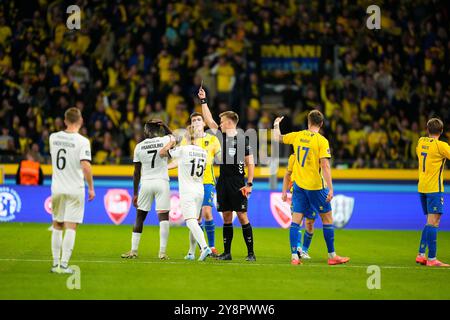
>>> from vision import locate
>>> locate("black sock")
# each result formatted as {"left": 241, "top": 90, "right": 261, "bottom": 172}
{"left": 242, "top": 223, "right": 254, "bottom": 255}
{"left": 223, "top": 223, "right": 233, "bottom": 254}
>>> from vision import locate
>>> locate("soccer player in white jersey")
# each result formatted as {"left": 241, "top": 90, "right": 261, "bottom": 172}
{"left": 49, "top": 107, "right": 95, "bottom": 274}
{"left": 121, "top": 119, "right": 174, "bottom": 260}
{"left": 160, "top": 126, "right": 212, "bottom": 261}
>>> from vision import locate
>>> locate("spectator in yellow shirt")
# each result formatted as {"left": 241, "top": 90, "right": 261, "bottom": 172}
{"left": 211, "top": 56, "right": 235, "bottom": 105}
{"left": 166, "top": 84, "right": 185, "bottom": 119}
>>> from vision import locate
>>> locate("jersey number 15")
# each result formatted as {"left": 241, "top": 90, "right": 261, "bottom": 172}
{"left": 190, "top": 158, "right": 206, "bottom": 177}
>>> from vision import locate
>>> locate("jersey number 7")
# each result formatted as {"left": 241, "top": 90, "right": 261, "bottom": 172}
{"left": 298, "top": 146, "right": 310, "bottom": 167}
{"left": 421, "top": 152, "right": 427, "bottom": 172}
{"left": 147, "top": 150, "right": 157, "bottom": 168}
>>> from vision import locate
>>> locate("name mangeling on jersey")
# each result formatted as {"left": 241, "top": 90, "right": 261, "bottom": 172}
{"left": 141, "top": 143, "right": 164, "bottom": 150}
{"left": 300, "top": 138, "right": 310, "bottom": 144}
{"left": 189, "top": 151, "right": 206, "bottom": 158}
{"left": 53, "top": 141, "right": 76, "bottom": 148}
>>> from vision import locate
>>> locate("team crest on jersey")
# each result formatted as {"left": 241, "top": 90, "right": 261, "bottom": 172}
{"left": 330, "top": 194, "right": 355, "bottom": 228}
{"left": 104, "top": 189, "right": 132, "bottom": 225}
{"left": 0, "top": 187, "right": 21, "bottom": 222}
{"left": 270, "top": 192, "right": 292, "bottom": 229}
{"left": 204, "top": 141, "right": 209, "bottom": 146}
{"left": 228, "top": 148, "right": 236, "bottom": 157}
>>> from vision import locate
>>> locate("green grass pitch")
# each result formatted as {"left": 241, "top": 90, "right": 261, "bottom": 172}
{"left": 1, "top": 223, "right": 450, "bottom": 300}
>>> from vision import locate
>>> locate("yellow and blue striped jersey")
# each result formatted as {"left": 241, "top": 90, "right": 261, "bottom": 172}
{"left": 182, "top": 133, "right": 221, "bottom": 185}
{"left": 417, "top": 137, "right": 450, "bottom": 193}
{"left": 282, "top": 130, "right": 331, "bottom": 191}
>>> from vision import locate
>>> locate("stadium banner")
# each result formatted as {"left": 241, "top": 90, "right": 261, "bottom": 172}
{"left": 1, "top": 185, "right": 449, "bottom": 230}
{"left": 258, "top": 43, "right": 330, "bottom": 81}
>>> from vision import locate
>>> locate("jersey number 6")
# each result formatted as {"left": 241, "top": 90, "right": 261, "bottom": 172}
{"left": 57, "top": 149, "right": 67, "bottom": 170}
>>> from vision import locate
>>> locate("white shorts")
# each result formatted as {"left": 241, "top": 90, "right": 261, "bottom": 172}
{"left": 52, "top": 193, "right": 85, "bottom": 224}
{"left": 180, "top": 192, "right": 203, "bottom": 220}
{"left": 138, "top": 179, "right": 170, "bottom": 212}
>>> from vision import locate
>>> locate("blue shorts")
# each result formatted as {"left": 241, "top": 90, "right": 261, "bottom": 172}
{"left": 292, "top": 182, "right": 332, "bottom": 220}
{"left": 420, "top": 192, "right": 444, "bottom": 215}
{"left": 202, "top": 184, "right": 216, "bottom": 207}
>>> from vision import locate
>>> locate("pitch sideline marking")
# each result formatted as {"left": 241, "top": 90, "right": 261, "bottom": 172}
{"left": 0, "top": 258, "right": 449, "bottom": 271}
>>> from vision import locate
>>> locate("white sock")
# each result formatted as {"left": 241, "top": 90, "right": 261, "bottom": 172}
{"left": 419, "top": 253, "right": 425, "bottom": 257}
{"left": 188, "top": 231, "right": 197, "bottom": 255}
{"left": 131, "top": 232, "right": 141, "bottom": 252}
{"left": 61, "top": 229, "right": 76, "bottom": 267}
{"left": 291, "top": 253, "right": 299, "bottom": 260}
{"left": 186, "top": 219, "right": 208, "bottom": 250}
{"left": 159, "top": 220, "right": 170, "bottom": 253}
{"left": 328, "top": 252, "right": 336, "bottom": 259}
{"left": 51, "top": 229, "right": 63, "bottom": 265}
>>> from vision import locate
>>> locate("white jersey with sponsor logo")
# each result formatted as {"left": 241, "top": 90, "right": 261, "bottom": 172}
{"left": 50, "top": 131, "right": 91, "bottom": 195}
{"left": 168, "top": 145, "right": 207, "bottom": 196}
{"left": 133, "top": 136, "right": 171, "bottom": 181}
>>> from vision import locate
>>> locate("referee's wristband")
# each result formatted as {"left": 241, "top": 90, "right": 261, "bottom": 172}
{"left": 200, "top": 98, "right": 207, "bottom": 104}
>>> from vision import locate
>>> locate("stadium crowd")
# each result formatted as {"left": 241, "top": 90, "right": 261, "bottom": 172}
{"left": 0, "top": 0, "right": 449, "bottom": 168}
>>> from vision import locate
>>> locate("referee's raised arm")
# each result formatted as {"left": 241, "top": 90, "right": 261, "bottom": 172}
{"left": 273, "top": 116, "right": 285, "bottom": 142}
{"left": 198, "top": 87, "right": 219, "bottom": 132}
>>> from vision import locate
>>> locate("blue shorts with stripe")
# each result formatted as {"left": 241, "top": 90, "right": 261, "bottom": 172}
{"left": 420, "top": 192, "right": 444, "bottom": 215}
{"left": 202, "top": 184, "right": 216, "bottom": 207}
{"left": 292, "top": 182, "right": 331, "bottom": 220}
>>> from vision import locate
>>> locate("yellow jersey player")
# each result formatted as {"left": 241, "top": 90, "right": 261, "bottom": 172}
{"left": 281, "top": 153, "right": 314, "bottom": 259}
{"left": 274, "top": 110, "right": 349, "bottom": 265}
{"left": 174, "top": 112, "right": 222, "bottom": 258}
{"left": 415, "top": 118, "right": 450, "bottom": 267}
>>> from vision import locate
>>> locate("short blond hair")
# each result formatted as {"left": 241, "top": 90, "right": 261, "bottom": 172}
{"left": 219, "top": 111, "right": 239, "bottom": 124}
{"left": 64, "top": 107, "right": 82, "bottom": 124}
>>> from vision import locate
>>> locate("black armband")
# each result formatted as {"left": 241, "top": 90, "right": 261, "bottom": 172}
{"left": 200, "top": 98, "right": 207, "bottom": 104}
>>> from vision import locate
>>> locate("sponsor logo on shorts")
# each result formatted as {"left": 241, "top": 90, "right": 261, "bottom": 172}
{"left": 330, "top": 194, "right": 355, "bottom": 228}
{"left": 104, "top": 189, "right": 132, "bottom": 225}
{"left": 228, "top": 148, "right": 236, "bottom": 157}
{"left": 269, "top": 192, "right": 292, "bottom": 229}
{"left": 0, "top": 187, "right": 22, "bottom": 222}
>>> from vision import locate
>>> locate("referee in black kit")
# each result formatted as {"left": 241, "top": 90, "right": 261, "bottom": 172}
{"left": 198, "top": 86, "right": 256, "bottom": 261}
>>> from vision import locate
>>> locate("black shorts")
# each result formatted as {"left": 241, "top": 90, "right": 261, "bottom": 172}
{"left": 216, "top": 176, "right": 248, "bottom": 212}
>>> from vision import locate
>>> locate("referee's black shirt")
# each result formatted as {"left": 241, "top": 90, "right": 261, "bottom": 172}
{"left": 215, "top": 130, "right": 253, "bottom": 177}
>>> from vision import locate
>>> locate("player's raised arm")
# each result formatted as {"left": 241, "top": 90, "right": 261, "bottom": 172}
{"left": 167, "top": 159, "right": 178, "bottom": 170}
{"left": 273, "top": 116, "right": 285, "bottom": 142}
{"left": 320, "top": 158, "right": 333, "bottom": 202}
{"left": 198, "top": 87, "right": 219, "bottom": 131}
{"left": 159, "top": 137, "right": 177, "bottom": 158}
{"left": 81, "top": 160, "right": 95, "bottom": 201}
